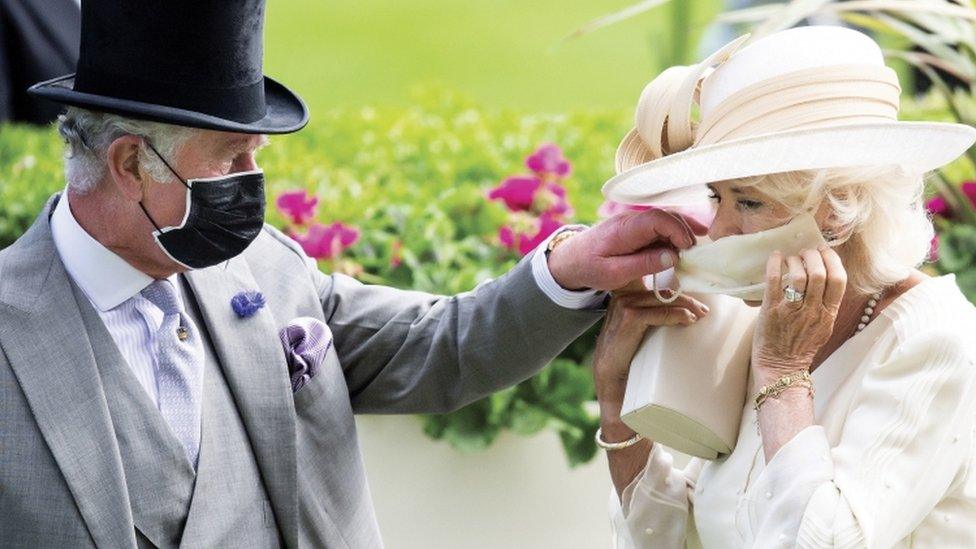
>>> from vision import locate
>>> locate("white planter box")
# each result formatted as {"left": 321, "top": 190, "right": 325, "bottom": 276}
{"left": 356, "top": 414, "right": 615, "bottom": 548}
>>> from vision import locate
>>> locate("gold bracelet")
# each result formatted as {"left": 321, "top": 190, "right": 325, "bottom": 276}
{"left": 753, "top": 371, "right": 814, "bottom": 412}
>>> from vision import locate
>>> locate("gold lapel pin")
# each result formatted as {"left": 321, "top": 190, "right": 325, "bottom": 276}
{"left": 177, "top": 326, "right": 189, "bottom": 341}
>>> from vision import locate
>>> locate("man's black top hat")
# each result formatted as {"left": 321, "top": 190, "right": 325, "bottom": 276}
{"left": 28, "top": 0, "right": 308, "bottom": 134}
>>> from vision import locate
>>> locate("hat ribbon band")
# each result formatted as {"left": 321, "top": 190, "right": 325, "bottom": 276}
{"left": 694, "top": 64, "right": 902, "bottom": 147}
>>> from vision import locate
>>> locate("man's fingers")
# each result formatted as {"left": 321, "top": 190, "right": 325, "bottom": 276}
{"left": 612, "top": 246, "right": 679, "bottom": 282}
{"left": 614, "top": 209, "right": 695, "bottom": 254}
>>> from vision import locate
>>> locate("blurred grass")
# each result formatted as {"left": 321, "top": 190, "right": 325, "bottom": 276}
{"left": 264, "top": 0, "right": 721, "bottom": 117}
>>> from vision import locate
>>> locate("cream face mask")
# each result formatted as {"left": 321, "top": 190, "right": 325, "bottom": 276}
{"left": 652, "top": 211, "right": 828, "bottom": 302}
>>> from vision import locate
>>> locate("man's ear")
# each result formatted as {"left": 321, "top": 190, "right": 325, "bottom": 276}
{"left": 106, "top": 135, "right": 148, "bottom": 202}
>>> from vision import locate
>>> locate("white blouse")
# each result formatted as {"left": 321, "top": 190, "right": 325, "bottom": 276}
{"left": 610, "top": 274, "right": 976, "bottom": 548}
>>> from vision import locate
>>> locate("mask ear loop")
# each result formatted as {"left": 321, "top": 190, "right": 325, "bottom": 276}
{"left": 651, "top": 272, "right": 683, "bottom": 304}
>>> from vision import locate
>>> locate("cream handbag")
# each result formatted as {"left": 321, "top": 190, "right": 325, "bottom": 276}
{"left": 620, "top": 292, "right": 757, "bottom": 459}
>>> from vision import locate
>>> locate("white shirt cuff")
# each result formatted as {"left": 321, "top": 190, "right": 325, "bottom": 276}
{"left": 530, "top": 224, "right": 608, "bottom": 310}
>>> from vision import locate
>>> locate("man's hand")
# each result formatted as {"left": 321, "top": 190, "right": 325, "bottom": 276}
{"left": 547, "top": 208, "right": 706, "bottom": 292}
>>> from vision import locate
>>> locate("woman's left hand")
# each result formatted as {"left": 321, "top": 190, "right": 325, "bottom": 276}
{"left": 752, "top": 245, "right": 848, "bottom": 380}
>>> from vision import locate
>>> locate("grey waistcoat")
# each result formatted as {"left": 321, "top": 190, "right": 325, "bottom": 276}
{"left": 75, "top": 276, "right": 282, "bottom": 548}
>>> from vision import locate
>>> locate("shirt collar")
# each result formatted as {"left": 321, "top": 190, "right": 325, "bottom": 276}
{"left": 51, "top": 189, "right": 157, "bottom": 312}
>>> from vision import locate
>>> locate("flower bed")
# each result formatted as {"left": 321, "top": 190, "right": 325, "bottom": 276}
{"left": 1, "top": 88, "right": 972, "bottom": 465}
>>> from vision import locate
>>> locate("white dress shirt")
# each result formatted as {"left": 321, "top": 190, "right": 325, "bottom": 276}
{"left": 611, "top": 274, "right": 976, "bottom": 548}
{"left": 50, "top": 191, "right": 606, "bottom": 406}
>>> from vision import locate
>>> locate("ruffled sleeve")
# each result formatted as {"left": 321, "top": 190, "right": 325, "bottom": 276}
{"left": 610, "top": 443, "right": 705, "bottom": 548}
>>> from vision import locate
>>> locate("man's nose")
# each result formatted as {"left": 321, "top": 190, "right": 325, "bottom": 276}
{"left": 234, "top": 153, "right": 260, "bottom": 173}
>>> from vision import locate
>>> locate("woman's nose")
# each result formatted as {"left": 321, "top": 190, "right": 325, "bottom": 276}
{"left": 707, "top": 216, "right": 740, "bottom": 241}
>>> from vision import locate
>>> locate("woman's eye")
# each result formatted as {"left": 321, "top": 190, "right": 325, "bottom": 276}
{"left": 707, "top": 191, "right": 720, "bottom": 203}
{"left": 736, "top": 199, "right": 763, "bottom": 210}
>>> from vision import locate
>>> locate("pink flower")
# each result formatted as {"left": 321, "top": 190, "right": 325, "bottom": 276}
{"left": 488, "top": 176, "right": 539, "bottom": 212}
{"left": 499, "top": 212, "right": 564, "bottom": 256}
{"left": 276, "top": 189, "right": 319, "bottom": 225}
{"left": 390, "top": 239, "right": 403, "bottom": 269}
{"left": 597, "top": 200, "right": 654, "bottom": 219}
{"left": 290, "top": 222, "right": 359, "bottom": 260}
{"left": 597, "top": 201, "right": 716, "bottom": 231}
{"left": 488, "top": 176, "right": 571, "bottom": 217}
{"left": 525, "top": 143, "right": 571, "bottom": 180}
{"left": 963, "top": 182, "right": 976, "bottom": 207}
{"left": 926, "top": 195, "right": 951, "bottom": 218}
{"left": 928, "top": 234, "right": 940, "bottom": 262}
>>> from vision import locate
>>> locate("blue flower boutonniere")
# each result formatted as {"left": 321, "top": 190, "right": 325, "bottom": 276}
{"left": 231, "top": 290, "right": 266, "bottom": 318}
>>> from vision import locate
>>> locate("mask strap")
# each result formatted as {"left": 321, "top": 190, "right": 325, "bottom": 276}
{"left": 651, "top": 272, "right": 682, "bottom": 304}
{"left": 143, "top": 139, "right": 190, "bottom": 189}
{"left": 139, "top": 201, "right": 163, "bottom": 232}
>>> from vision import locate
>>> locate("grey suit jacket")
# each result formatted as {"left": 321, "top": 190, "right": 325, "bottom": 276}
{"left": 0, "top": 193, "right": 606, "bottom": 548}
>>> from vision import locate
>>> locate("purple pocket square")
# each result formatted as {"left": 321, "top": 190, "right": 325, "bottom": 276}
{"left": 278, "top": 317, "right": 333, "bottom": 393}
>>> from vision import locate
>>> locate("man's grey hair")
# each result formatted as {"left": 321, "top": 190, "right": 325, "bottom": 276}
{"left": 58, "top": 107, "right": 200, "bottom": 194}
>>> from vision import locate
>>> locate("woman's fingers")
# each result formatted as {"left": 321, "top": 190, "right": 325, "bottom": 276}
{"left": 763, "top": 250, "right": 784, "bottom": 307}
{"left": 785, "top": 254, "right": 807, "bottom": 295}
{"left": 819, "top": 245, "right": 847, "bottom": 311}
{"left": 801, "top": 248, "right": 827, "bottom": 305}
{"left": 617, "top": 290, "right": 710, "bottom": 319}
{"left": 635, "top": 306, "right": 698, "bottom": 326}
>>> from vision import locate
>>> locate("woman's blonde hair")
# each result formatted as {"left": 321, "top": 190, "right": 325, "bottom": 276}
{"left": 735, "top": 165, "right": 934, "bottom": 296}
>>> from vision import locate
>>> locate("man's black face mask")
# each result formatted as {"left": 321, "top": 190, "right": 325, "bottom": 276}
{"left": 139, "top": 140, "right": 266, "bottom": 270}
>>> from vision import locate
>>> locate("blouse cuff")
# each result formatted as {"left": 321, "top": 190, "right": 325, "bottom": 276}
{"left": 750, "top": 425, "right": 834, "bottom": 536}
{"left": 619, "top": 442, "right": 691, "bottom": 516}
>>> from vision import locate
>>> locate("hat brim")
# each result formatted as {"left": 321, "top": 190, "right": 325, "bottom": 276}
{"left": 604, "top": 121, "right": 976, "bottom": 205}
{"left": 27, "top": 73, "right": 308, "bottom": 135}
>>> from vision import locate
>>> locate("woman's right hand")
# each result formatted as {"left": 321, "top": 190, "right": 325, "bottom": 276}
{"left": 594, "top": 281, "right": 710, "bottom": 429}
{"left": 594, "top": 280, "right": 710, "bottom": 497}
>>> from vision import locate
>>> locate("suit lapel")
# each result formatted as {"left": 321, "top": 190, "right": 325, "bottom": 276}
{"left": 184, "top": 260, "right": 299, "bottom": 548}
{"left": 0, "top": 196, "right": 136, "bottom": 548}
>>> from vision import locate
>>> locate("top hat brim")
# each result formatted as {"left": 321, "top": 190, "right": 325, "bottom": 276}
{"left": 604, "top": 121, "right": 976, "bottom": 205}
{"left": 27, "top": 74, "right": 308, "bottom": 135}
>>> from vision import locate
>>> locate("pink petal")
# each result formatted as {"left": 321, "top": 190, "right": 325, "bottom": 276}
{"left": 597, "top": 200, "right": 653, "bottom": 219}
{"left": 926, "top": 196, "right": 950, "bottom": 218}
{"left": 532, "top": 182, "right": 573, "bottom": 217}
{"left": 928, "top": 234, "right": 940, "bottom": 262}
{"left": 276, "top": 190, "right": 319, "bottom": 225}
{"left": 499, "top": 226, "right": 516, "bottom": 249}
{"left": 962, "top": 181, "right": 976, "bottom": 208}
{"left": 488, "top": 176, "right": 542, "bottom": 212}
{"left": 525, "top": 143, "right": 572, "bottom": 179}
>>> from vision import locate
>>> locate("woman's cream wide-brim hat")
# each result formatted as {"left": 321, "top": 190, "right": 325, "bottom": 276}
{"left": 603, "top": 25, "right": 976, "bottom": 206}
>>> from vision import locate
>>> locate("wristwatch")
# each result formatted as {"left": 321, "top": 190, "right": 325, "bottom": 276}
{"left": 544, "top": 226, "right": 584, "bottom": 260}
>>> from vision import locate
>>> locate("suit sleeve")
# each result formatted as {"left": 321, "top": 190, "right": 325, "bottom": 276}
{"left": 302, "top": 242, "right": 607, "bottom": 414}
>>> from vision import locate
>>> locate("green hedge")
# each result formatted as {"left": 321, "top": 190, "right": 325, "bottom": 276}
{"left": 3, "top": 87, "right": 973, "bottom": 466}
{"left": 0, "top": 88, "right": 630, "bottom": 465}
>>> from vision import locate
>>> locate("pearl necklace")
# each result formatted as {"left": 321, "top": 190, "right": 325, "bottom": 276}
{"left": 855, "top": 291, "right": 884, "bottom": 333}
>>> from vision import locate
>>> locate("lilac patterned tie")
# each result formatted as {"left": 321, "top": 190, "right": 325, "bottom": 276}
{"left": 141, "top": 279, "right": 204, "bottom": 468}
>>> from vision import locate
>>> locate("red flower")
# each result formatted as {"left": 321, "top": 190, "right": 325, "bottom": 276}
{"left": 525, "top": 143, "right": 571, "bottom": 180}
{"left": 290, "top": 222, "right": 359, "bottom": 260}
{"left": 499, "top": 212, "right": 564, "bottom": 256}
{"left": 276, "top": 189, "right": 319, "bottom": 225}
